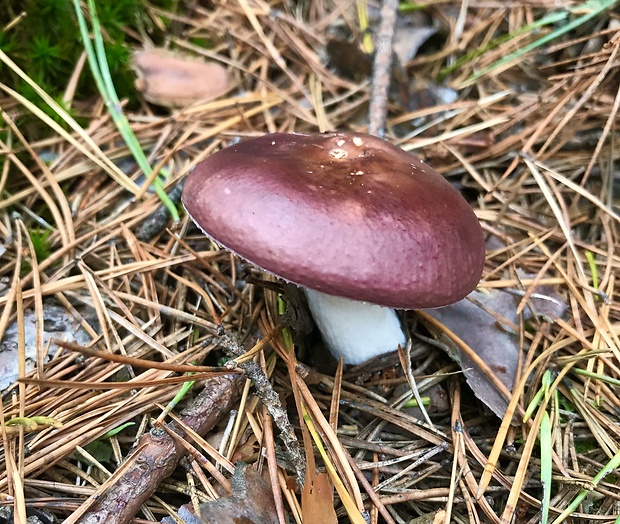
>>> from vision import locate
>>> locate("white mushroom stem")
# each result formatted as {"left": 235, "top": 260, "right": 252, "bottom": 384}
{"left": 303, "top": 288, "right": 406, "bottom": 365}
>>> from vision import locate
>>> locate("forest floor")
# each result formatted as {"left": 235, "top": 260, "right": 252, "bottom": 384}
{"left": 1, "top": 1, "right": 619, "bottom": 523}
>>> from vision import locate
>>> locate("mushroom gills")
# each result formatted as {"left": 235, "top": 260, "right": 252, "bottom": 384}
{"left": 303, "top": 288, "right": 406, "bottom": 365}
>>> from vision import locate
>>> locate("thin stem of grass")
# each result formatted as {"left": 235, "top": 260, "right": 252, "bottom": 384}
{"left": 73, "top": 0, "right": 179, "bottom": 221}
{"left": 540, "top": 411, "right": 552, "bottom": 524}
{"left": 585, "top": 250, "right": 599, "bottom": 290}
{"left": 439, "top": 9, "right": 567, "bottom": 81}
{"left": 572, "top": 368, "right": 620, "bottom": 387}
{"left": 277, "top": 296, "right": 294, "bottom": 350}
{"left": 463, "top": 0, "right": 619, "bottom": 85}
{"left": 524, "top": 369, "right": 552, "bottom": 423}
{"left": 551, "top": 450, "right": 620, "bottom": 523}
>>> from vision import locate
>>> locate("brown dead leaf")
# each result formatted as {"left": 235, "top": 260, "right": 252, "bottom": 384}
{"left": 391, "top": 11, "right": 437, "bottom": 67}
{"left": 132, "top": 48, "right": 229, "bottom": 107}
{"left": 198, "top": 464, "right": 279, "bottom": 524}
{"left": 230, "top": 433, "right": 259, "bottom": 463}
{"left": 409, "top": 509, "right": 446, "bottom": 523}
{"left": 302, "top": 470, "right": 337, "bottom": 524}
{"left": 425, "top": 272, "right": 566, "bottom": 417}
{"left": 425, "top": 290, "right": 521, "bottom": 418}
{"left": 325, "top": 39, "right": 372, "bottom": 81}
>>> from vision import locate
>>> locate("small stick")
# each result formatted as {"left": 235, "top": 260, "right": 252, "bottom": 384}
{"left": 70, "top": 372, "right": 245, "bottom": 524}
{"left": 218, "top": 326, "right": 306, "bottom": 486}
{"left": 368, "top": 0, "right": 399, "bottom": 137}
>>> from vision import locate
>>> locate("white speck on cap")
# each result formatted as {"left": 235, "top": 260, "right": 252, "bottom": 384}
{"left": 329, "top": 149, "right": 347, "bottom": 159}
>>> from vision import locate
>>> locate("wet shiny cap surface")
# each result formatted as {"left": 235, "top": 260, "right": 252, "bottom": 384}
{"left": 182, "top": 132, "right": 485, "bottom": 308}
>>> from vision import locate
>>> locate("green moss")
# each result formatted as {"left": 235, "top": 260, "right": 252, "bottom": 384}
{"left": 0, "top": 0, "right": 174, "bottom": 136}
{"left": 189, "top": 36, "right": 213, "bottom": 49}
{"left": 28, "top": 228, "right": 52, "bottom": 263}
{"left": 19, "top": 227, "right": 52, "bottom": 276}
{"left": 2, "top": 2, "right": 78, "bottom": 90}
{"left": 573, "top": 438, "right": 599, "bottom": 454}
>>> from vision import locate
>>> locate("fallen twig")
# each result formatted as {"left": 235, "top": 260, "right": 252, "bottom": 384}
{"left": 368, "top": 0, "right": 399, "bottom": 136}
{"left": 217, "top": 326, "right": 306, "bottom": 487}
{"left": 68, "top": 372, "right": 245, "bottom": 524}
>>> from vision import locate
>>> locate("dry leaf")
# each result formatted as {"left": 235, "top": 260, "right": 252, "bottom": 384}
{"left": 424, "top": 275, "right": 566, "bottom": 417}
{"left": 0, "top": 302, "right": 94, "bottom": 392}
{"left": 425, "top": 290, "right": 522, "bottom": 418}
{"left": 230, "top": 433, "right": 259, "bottom": 463}
{"left": 132, "top": 48, "right": 229, "bottom": 107}
{"left": 198, "top": 463, "right": 279, "bottom": 524}
{"left": 392, "top": 11, "right": 437, "bottom": 67}
{"left": 408, "top": 509, "right": 446, "bottom": 523}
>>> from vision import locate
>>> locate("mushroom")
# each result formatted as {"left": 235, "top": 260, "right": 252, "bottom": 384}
{"left": 182, "top": 132, "right": 485, "bottom": 365}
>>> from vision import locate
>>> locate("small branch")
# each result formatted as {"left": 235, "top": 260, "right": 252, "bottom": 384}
{"left": 368, "top": 0, "right": 399, "bottom": 137}
{"left": 70, "top": 373, "right": 245, "bottom": 524}
{"left": 218, "top": 326, "right": 306, "bottom": 486}
{"left": 197, "top": 463, "right": 280, "bottom": 523}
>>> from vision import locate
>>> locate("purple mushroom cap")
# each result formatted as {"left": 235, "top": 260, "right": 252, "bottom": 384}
{"left": 182, "top": 132, "right": 485, "bottom": 309}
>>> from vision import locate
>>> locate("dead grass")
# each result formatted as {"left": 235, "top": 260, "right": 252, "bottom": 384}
{"left": 1, "top": 1, "right": 619, "bottom": 523}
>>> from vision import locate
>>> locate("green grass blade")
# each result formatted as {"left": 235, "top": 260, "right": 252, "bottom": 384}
{"left": 551, "top": 450, "right": 620, "bottom": 523}
{"left": 73, "top": 0, "right": 179, "bottom": 221}
{"left": 277, "top": 296, "right": 294, "bottom": 350}
{"left": 463, "top": 0, "right": 619, "bottom": 86}
{"left": 540, "top": 411, "right": 552, "bottom": 524}
{"left": 440, "top": 10, "right": 567, "bottom": 81}
{"left": 162, "top": 378, "right": 196, "bottom": 415}
{"left": 524, "top": 369, "right": 552, "bottom": 422}
{"left": 585, "top": 250, "right": 599, "bottom": 290}
{"left": 72, "top": 0, "right": 106, "bottom": 98}
{"left": 572, "top": 368, "right": 620, "bottom": 387}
